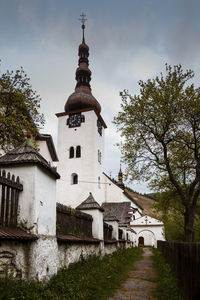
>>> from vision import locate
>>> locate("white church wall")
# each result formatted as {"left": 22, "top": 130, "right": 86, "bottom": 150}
{"left": 56, "top": 110, "right": 105, "bottom": 208}
{"left": 133, "top": 226, "right": 165, "bottom": 247}
{"left": 103, "top": 174, "right": 125, "bottom": 203}
{"left": 131, "top": 215, "right": 165, "bottom": 247}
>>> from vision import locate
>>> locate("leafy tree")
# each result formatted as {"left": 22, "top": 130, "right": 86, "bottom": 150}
{"left": 114, "top": 64, "right": 200, "bottom": 242}
{"left": 0, "top": 66, "right": 45, "bottom": 152}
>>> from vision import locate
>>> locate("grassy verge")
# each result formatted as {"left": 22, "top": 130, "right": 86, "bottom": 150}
{"left": 152, "top": 248, "right": 182, "bottom": 300}
{"left": 0, "top": 247, "right": 142, "bottom": 300}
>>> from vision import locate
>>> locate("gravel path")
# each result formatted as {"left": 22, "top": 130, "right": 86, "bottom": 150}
{"left": 108, "top": 247, "right": 157, "bottom": 300}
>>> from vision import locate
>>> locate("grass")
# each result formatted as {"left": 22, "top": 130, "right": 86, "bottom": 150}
{"left": 0, "top": 247, "right": 143, "bottom": 300}
{"left": 152, "top": 248, "right": 182, "bottom": 300}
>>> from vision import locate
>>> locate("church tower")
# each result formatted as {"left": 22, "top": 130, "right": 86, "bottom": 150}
{"left": 56, "top": 15, "right": 106, "bottom": 208}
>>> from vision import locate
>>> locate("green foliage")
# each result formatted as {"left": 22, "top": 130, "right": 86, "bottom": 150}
{"left": 0, "top": 65, "right": 45, "bottom": 152}
{"left": 152, "top": 248, "right": 182, "bottom": 300}
{"left": 0, "top": 247, "right": 142, "bottom": 300}
{"left": 154, "top": 191, "right": 200, "bottom": 242}
{"left": 114, "top": 64, "right": 200, "bottom": 241}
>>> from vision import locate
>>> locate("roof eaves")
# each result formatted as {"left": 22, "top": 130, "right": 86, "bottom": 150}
{"left": 36, "top": 134, "right": 59, "bottom": 162}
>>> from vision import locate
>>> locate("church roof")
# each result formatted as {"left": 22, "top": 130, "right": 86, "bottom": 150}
{"left": 76, "top": 193, "right": 104, "bottom": 211}
{"left": 64, "top": 21, "right": 101, "bottom": 114}
{"left": 102, "top": 202, "right": 133, "bottom": 225}
{"left": 0, "top": 144, "right": 60, "bottom": 179}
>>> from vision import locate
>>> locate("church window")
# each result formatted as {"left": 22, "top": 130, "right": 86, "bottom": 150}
{"left": 69, "top": 147, "right": 74, "bottom": 158}
{"left": 71, "top": 173, "right": 78, "bottom": 184}
{"left": 98, "top": 176, "right": 101, "bottom": 189}
{"left": 76, "top": 146, "right": 81, "bottom": 158}
{"left": 98, "top": 150, "right": 101, "bottom": 164}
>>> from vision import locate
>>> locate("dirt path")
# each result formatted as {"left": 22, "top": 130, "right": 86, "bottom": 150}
{"left": 108, "top": 247, "right": 157, "bottom": 300}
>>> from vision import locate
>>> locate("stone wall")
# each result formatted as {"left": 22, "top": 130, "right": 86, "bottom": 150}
{"left": 0, "top": 241, "right": 31, "bottom": 279}
{"left": 58, "top": 242, "right": 101, "bottom": 268}
{"left": 0, "top": 238, "right": 133, "bottom": 281}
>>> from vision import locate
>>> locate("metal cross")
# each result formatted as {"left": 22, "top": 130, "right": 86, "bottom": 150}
{"left": 79, "top": 13, "right": 87, "bottom": 26}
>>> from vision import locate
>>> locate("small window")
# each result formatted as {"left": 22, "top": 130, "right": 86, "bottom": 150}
{"left": 71, "top": 173, "right": 78, "bottom": 184}
{"left": 76, "top": 146, "right": 81, "bottom": 158}
{"left": 69, "top": 147, "right": 74, "bottom": 158}
{"left": 98, "top": 150, "right": 101, "bottom": 164}
{"left": 98, "top": 176, "right": 101, "bottom": 189}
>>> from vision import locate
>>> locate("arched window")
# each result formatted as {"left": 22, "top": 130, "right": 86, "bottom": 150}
{"left": 69, "top": 147, "right": 74, "bottom": 158}
{"left": 76, "top": 146, "right": 81, "bottom": 158}
{"left": 71, "top": 173, "right": 78, "bottom": 185}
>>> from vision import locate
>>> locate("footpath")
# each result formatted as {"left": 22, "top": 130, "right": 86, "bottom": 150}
{"left": 108, "top": 247, "right": 157, "bottom": 300}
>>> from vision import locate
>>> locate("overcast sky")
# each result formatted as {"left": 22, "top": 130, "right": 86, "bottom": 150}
{"left": 1, "top": 0, "right": 200, "bottom": 193}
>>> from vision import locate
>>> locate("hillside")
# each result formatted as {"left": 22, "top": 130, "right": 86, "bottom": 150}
{"left": 125, "top": 189, "right": 159, "bottom": 218}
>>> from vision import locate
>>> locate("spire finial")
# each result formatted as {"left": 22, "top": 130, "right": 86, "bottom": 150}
{"left": 79, "top": 13, "right": 87, "bottom": 43}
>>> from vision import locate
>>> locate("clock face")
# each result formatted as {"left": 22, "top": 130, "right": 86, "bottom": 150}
{"left": 68, "top": 114, "right": 81, "bottom": 128}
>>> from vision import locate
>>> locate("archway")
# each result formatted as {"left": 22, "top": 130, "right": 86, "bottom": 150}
{"left": 137, "top": 230, "right": 156, "bottom": 247}
{"left": 138, "top": 236, "right": 144, "bottom": 245}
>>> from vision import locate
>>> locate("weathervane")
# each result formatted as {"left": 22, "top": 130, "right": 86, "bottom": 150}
{"left": 79, "top": 13, "right": 87, "bottom": 43}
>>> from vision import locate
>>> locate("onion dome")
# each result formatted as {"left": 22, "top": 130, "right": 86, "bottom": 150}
{"left": 64, "top": 18, "right": 101, "bottom": 114}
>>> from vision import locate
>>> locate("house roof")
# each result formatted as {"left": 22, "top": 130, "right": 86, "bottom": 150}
{"left": 0, "top": 226, "right": 37, "bottom": 241}
{"left": 0, "top": 145, "right": 60, "bottom": 179}
{"left": 57, "top": 234, "right": 100, "bottom": 243}
{"left": 102, "top": 202, "right": 133, "bottom": 225}
{"left": 36, "top": 134, "right": 59, "bottom": 162}
{"left": 76, "top": 193, "right": 104, "bottom": 212}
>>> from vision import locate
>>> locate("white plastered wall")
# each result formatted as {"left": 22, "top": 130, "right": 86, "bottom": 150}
{"left": 36, "top": 140, "right": 53, "bottom": 165}
{"left": 2, "top": 165, "right": 56, "bottom": 236}
{"left": 56, "top": 110, "right": 105, "bottom": 208}
{"left": 79, "top": 209, "right": 104, "bottom": 240}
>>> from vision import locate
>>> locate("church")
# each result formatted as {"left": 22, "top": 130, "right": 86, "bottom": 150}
{"left": 46, "top": 18, "right": 165, "bottom": 247}
{"left": 0, "top": 17, "right": 165, "bottom": 281}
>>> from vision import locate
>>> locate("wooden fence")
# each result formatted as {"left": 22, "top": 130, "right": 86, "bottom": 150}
{"left": 56, "top": 203, "right": 93, "bottom": 237}
{"left": 103, "top": 222, "right": 113, "bottom": 240}
{"left": 157, "top": 240, "right": 200, "bottom": 300}
{"left": 0, "top": 170, "right": 23, "bottom": 227}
